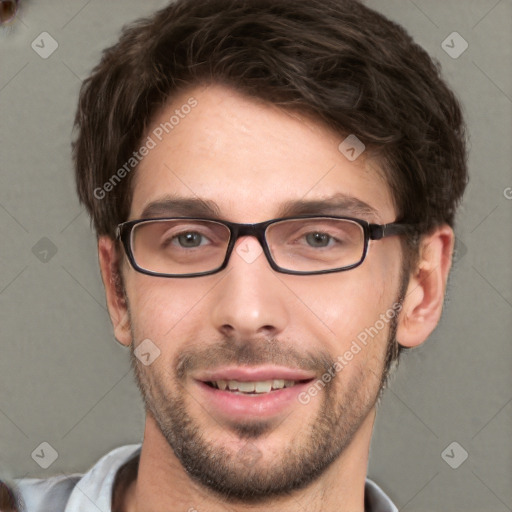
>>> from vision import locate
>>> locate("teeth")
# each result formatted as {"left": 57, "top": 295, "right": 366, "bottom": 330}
{"left": 272, "top": 379, "right": 285, "bottom": 389}
{"left": 236, "top": 381, "right": 255, "bottom": 393}
{"left": 211, "top": 379, "right": 297, "bottom": 393}
{"left": 254, "top": 381, "right": 272, "bottom": 393}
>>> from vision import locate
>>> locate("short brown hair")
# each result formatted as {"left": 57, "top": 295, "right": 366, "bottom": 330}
{"left": 73, "top": 0, "right": 467, "bottom": 247}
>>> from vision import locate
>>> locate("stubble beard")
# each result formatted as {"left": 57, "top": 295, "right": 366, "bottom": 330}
{"left": 128, "top": 309, "right": 402, "bottom": 504}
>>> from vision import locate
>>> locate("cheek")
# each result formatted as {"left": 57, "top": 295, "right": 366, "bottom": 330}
{"left": 125, "top": 275, "right": 209, "bottom": 343}
{"left": 286, "top": 260, "right": 398, "bottom": 380}
{"left": 295, "top": 267, "right": 391, "bottom": 337}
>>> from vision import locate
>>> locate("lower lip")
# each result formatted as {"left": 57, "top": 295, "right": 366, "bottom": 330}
{"left": 195, "top": 380, "right": 313, "bottom": 420}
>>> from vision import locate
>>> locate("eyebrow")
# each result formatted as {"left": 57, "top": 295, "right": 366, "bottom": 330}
{"left": 277, "top": 194, "right": 380, "bottom": 220}
{"left": 140, "top": 196, "right": 222, "bottom": 219}
{"left": 138, "top": 193, "right": 380, "bottom": 221}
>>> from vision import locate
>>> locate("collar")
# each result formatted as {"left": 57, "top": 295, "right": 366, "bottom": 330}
{"left": 64, "top": 444, "right": 141, "bottom": 512}
{"left": 64, "top": 443, "right": 396, "bottom": 512}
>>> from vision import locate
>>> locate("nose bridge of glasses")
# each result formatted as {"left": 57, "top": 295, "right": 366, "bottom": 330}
{"left": 231, "top": 222, "right": 267, "bottom": 247}
{"left": 225, "top": 222, "right": 271, "bottom": 268}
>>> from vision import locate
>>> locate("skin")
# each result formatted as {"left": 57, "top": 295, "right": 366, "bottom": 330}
{"left": 98, "top": 84, "right": 454, "bottom": 512}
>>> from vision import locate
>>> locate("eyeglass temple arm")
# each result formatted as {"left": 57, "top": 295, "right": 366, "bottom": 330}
{"left": 369, "top": 222, "right": 417, "bottom": 240}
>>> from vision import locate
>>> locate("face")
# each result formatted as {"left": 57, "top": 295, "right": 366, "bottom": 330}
{"left": 119, "top": 84, "right": 406, "bottom": 502}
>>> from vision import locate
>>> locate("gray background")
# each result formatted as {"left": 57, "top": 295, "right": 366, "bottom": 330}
{"left": 0, "top": 1, "right": 511, "bottom": 510}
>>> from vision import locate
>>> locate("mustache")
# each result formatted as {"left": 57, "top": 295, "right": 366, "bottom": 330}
{"left": 175, "top": 337, "right": 335, "bottom": 380}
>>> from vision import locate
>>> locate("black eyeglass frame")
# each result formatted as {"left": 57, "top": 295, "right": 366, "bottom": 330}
{"left": 116, "top": 215, "right": 417, "bottom": 278}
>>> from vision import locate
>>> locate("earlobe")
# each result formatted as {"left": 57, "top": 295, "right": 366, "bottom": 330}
{"left": 396, "top": 225, "right": 454, "bottom": 349}
{"left": 98, "top": 236, "right": 132, "bottom": 347}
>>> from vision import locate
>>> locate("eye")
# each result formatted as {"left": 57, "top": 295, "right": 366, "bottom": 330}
{"left": 172, "top": 231, "right": 207, "bottom": 248}
{"left": 305, "top": 232, "right": 333, "bottom": 247}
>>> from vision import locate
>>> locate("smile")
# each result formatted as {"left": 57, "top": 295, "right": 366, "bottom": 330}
{"left": 193, "top": 366, "right": 317, "bottom": 419}
{"left": 205, "top": 378, "right": 311, "bottom": 394}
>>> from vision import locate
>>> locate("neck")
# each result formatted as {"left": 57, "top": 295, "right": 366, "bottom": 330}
{"left": 123, "top": 409, "right": 376, "bottom": 512}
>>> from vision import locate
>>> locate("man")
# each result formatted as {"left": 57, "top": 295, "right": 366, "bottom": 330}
{"left": 10, "top": 0, "right": 467, "bottom": 510}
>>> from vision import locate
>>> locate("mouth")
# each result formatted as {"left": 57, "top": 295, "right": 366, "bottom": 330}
{"left": 204, "top": 378, "right": 313, "bottom": 395}
{"left": 193, "top": 366, "right": 317, "bottom": 420}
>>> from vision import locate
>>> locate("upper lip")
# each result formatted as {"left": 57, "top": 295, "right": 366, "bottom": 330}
{"left": 195, "top": 365, "right": 317, "bottom": 382}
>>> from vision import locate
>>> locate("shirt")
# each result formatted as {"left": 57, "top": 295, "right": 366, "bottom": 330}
{"left": 11, "top": 444, "right": 398, "bottom": 511}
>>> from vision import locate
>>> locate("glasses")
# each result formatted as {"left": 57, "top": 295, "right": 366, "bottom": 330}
{"left": 116, "top": 216, "right": 416, "bottom": 278}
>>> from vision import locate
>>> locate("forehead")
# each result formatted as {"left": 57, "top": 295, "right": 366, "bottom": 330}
{"left": 130, "top": 84, "right": 395, "bottom": 223}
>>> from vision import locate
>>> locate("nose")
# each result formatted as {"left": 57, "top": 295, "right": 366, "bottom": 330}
{"left": 209, "top": 236, "right": 290, "bottom": 339}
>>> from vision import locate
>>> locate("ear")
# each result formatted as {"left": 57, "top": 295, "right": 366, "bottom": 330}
{"left": 98, "top": 236, "right": 132, "bottom": 347}
{"left": 396, "top": 225, "right": 454, "bottom": 348}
